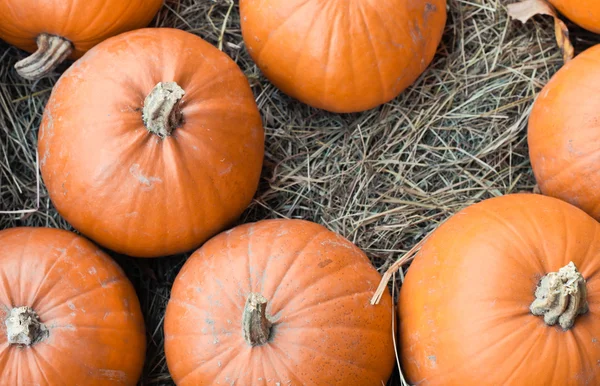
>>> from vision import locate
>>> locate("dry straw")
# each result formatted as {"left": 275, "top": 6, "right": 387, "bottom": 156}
{"left": 1, "top": 0, "right": 596, "bottom": 384}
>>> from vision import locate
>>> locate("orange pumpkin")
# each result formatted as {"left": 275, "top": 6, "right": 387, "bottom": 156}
{"left": 399, "top": 194, "right": 600, "bottom": 385}
{"left": 38, "top": 28, "right": 264, "bottom": 258}
{"left": 0, "top": 227, "right": 145, "bottom": 385}
{"left": 0, "top": 0, "right": 163, "bottom": 80}
{"left": 240, "top": 0, "right": 447, "bottom": 113}
{"left": 548, "top": 0, "right": 600, "bottom": 33}
{"left": 528, "top": 44, "right": 600, "bottom": 220}
{"left": 164, "top": 219, "right": 395, "bottom": 385}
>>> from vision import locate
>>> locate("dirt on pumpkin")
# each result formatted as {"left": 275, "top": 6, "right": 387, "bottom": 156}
{"left": 0, "top": 0, "right": 598, "bottom": 385}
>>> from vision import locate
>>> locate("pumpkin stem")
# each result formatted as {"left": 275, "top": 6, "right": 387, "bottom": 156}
{"left": 14, "top": 34, "right": 73, "bottom": 81}
{"left": 242, "top": 293, "right": 273, "bottom": 346}
{"left": 530, "top": 261, "right": 589, "bottom": 330}
{"left": 143, "top": 82, "right": 186, "bottom": 138}
{"left": 5, "top": 306, "right": 49, "bottom": 346}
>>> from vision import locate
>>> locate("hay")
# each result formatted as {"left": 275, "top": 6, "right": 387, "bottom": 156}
{"left": 1, "top": 0, "right": 597, "bottom": 384}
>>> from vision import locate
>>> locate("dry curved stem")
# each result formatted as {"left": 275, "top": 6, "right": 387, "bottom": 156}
{"left": 14, "top": 34, "right": 73, "bottom": 81}
{"left": 507, "top": 0, "right": 574, "bottom": 63}
{"left": 5, "top": 306, "right": 49, "bottom": 346}
{"left": 530, "top": 261, "right": 589, "bottom": 330}
{"left": 370, "top": 221, "right": 444, "bottom": 305}
{"left": 242, "top": 293, "right": 273, "bottom": 346}
{"left": 143, "top": 82, "right": 186, "bottom": 138}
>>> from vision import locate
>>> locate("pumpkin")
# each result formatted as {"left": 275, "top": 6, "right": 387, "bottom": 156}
{"left": 38, "top": 28, "right": 264, "bottom": 258}
{"left": 548, "top": 0, "right": 600, "bottom": 33}
{"left": 0, "top": 0, "right": 163, "bottom": 80}
{"left": 0, "top": 227, "right": 145, "bottom": 385}
{"left": 398, "top": 194, "right": 600, "bottom": 385}
{"left": 164, "top": 219, "right": 395, "bottom": 385}
{"left": 528, "top": 44, "right": 600, "bottom": 220}
{"left": 239, "top": 0, "right": 447, "bottom": 113}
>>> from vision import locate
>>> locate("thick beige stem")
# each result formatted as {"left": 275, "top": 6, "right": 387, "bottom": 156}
{"left": 14, "top": 34, "right": 73, "bottom": 81}
{"left": 5, "top": 306, "right": 49, "bottom": 346}
{"left": 242, "top": 293, "right": 273, "bottom": 346}
{"left": 142, "top": 82, "right": 186, "bottom": 138}
{"left": 530, "top": 261, "right": 589, "bottom": 330}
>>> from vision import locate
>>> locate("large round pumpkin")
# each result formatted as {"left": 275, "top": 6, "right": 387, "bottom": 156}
{"left": 399, "top": 194, "right": 600, "bottom": 385}
{"left": 0, "top": 227, "right": 145, "bottom": 385}
{"left": 0, "top": 0, "right": 163, "bottom": 80}
{"left": 239, "top": 0, "right": 447, "bottom": 113}
{"left": 548, "top": 0, "right": 600, "bottom": 33}
{"left": 528, "top": 44, "right": 600, "bottom": 220}
{"left": 164, "top": 219, "right": 395, "bottom": 385}
{"left": 38, "top": 28, "right": 264, "bottom": 258}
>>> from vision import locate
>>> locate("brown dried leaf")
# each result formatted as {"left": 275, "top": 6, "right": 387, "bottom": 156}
{"left": 507, "top": 0, "right": 574, "bottom": 62}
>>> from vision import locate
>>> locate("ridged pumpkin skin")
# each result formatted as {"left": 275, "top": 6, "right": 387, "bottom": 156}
{"left": 39, "top": 28, "right": 264, "bottom": 258}
{"left": 528, "top": 45, "right": 600, "bottom": 220}
{"left": 0, "top": 227, "right": 146, "bottom": 385}
{"left": 164, "top": 219, "right": 395, "bottom": 385}
{"left": 240, "top": 0, "right": 447, "bottom": 113}
{"left": 399, "top": 194, "right": 600, "bottom": 385}
{"left": 0, "top": 0, "right": 163, "bottom": 58}
{"left": 549, "top": 0, "right": 600, "bottom": 33}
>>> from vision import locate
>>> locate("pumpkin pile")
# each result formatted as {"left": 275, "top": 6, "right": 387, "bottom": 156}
{"left": 1, "top": 0, "right": 600, "bottom": 384}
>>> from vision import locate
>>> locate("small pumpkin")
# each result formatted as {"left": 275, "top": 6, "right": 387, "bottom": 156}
{"left": 240, "top": 0, "right": 447, "bottom": 113}
{"left": 528, "top": 44, "right": 600, "bottom": 220}
{"left": 38, "top": 28, "right": 264, "bottom": 258}
{"left": 164, "top": 219, "right": 395, "bottom": 385}
{"left": 399, "top": 194, "right": 600, "bottom": 385}
{"left": 0, "top": 227, "right": 145, "bottom": 385}
{"left": 548, "top": 0, "right": 600, "bottom": 33}
{"left": 0, "top": 0, "right": 163, "bottom": 80}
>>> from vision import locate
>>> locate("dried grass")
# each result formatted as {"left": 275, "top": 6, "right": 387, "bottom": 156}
{"left": 1, "top": 0, "right": 598, "bottom": 384}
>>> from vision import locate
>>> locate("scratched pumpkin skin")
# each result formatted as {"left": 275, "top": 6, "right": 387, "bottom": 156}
{"left": 0, "top": 227, "right": 145, "bottom": 385}
{"left": 164, "top": 219, "right": 395, "bottom": 385}
{"left": 38, "top": 28, "right": 264, "bottom": 258}
{"left": 240, "top": 0, "right": 447, "bottom": 113}
{"left": 528, "top": 45, "right": 600, "bottom": 220}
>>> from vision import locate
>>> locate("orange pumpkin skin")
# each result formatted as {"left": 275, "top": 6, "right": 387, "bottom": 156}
{"left": 38, "top": 28, "right": 264, "bottom": 258}
{"left": 548, "top": 0, "right": 600, "bottom": 33}
{"left": 164, "top": 219, "right": 395, "bottom": 385}
{"left": 239, "top": 0, "right": 447, "bottom": 113}
{"left": 0, "top": 0, "right": 163, "bottom": 59}
{"left": 0, "top": 227, "right": 146, "bottom": 385}
{"left": 399, "top": 194, "right": 600, "bottom": 385}
{"left": 528, "top": 45, "right": 600, "bottom": 221}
